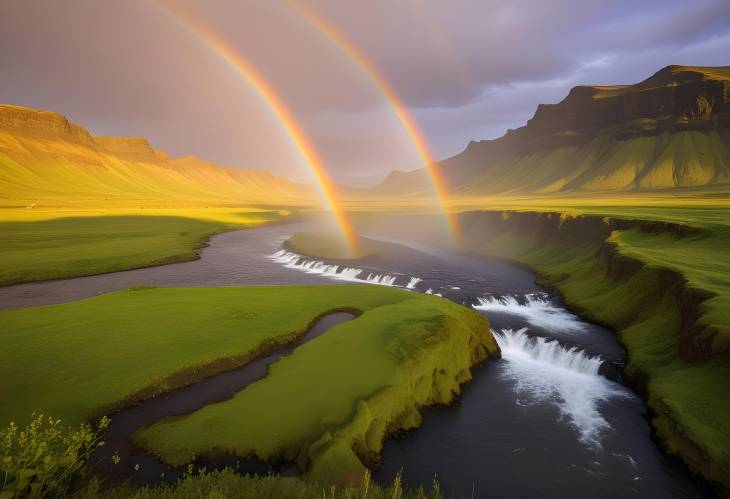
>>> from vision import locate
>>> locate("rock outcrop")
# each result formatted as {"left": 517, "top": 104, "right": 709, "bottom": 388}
{"left": 371, "top": 65, "right": 730, "bottom": 196}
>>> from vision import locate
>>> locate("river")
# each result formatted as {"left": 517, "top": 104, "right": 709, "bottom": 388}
{"left": 0, "top": 223, "right": 711, "bottom": 497}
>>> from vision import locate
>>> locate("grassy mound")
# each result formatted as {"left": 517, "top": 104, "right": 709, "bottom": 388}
{"left": 284, "top": 232, "right": 380, "bottom": 260}
{"left": 0, "top": 286, "right": 495, "bottom": 483}
{"left": 128, "top": 290, "right": 495, "bottom": 483}
{"left": 0, "top": 286, "right": 432, "bottom": 425}
{"left": 0, "top": 208, "right": 280, "bottom": 286}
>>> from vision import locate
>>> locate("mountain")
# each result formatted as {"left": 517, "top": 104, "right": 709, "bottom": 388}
{"left": 0, "top": 104, "right": 314, "bottom": 206}
{"left": 374, "top": 65, "right": 730, "bottom": 197}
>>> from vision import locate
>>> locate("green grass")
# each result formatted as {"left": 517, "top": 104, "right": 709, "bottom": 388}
{"left": 285, "top": 232, "right": 390, "bottom": 260}
{"left": 610, "top": 228, "right": 730, "bottom": 348}
{"left": 79, "top": 468, "right": 445, "bottom": 499}
{"left": 0, "top": 210, "right": 280, "bottom": 286}
{"left": 131, "top": 289, "right": 494, "bottom": 482}
{"left": 286, "top": 231, "right": 365, "bottom": 259}
{"left": 464, "top": 209, "right": 730, "bottom": 489}
{"left": 0, "top": 286, "right": 494, "bottom": 485}
{"left": 457, "top": 130, "right": 730, "bottom": 195}
{"left": 481, "top": 203, "right": 730, "bottom": 351}
{"left": 0, "top": 285, "right": 423, "bottom": 426}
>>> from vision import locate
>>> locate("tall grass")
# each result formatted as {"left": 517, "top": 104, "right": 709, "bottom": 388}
{"left": 80, "top": 468, "right": 445, "bottom": 499}
{"left": 1, "top": 415, "right": 446, "bottom": 499}
{"left": 1, "top": 414, "right": 109, "bottom": 498}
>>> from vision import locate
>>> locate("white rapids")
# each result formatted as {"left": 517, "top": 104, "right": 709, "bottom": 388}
{"left": 269, "top": 250, "right": 415, "bottom": 288}
{"left": 494, "top": 328, "right": 628, "bottom": 447}
{"left": 474, "top": 294, "right": 586, "bottom": 333}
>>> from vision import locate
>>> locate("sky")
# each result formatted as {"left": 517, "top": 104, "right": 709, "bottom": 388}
{"left": 1, "top": 0, "right": 729, "bottom": 186}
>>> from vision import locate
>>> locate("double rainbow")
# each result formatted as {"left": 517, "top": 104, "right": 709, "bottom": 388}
{"left": 288, "top": 2, "right": 461, "bottom": 243}
{"left": 155, "top": 2, "right": 359, "bottom": 254}
{"left": 156, "top": 2, "right": 460, "bottom": 250}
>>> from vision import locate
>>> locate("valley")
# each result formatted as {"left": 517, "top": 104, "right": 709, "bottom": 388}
{"left": 1, "top": 60, "right": 728, "bottom": 499}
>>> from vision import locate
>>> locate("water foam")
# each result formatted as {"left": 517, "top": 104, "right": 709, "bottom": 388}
{"left": 406, "top": 277, "right": 422, "bottom": 289}
{"left": 268, "top": 250, "right": 409, "bottom": 288}
{"left": 474, "top": 294, "right": 585, "bottom": 333}
{"left": 494, "top": 328, "right": 626, "bottom": 447}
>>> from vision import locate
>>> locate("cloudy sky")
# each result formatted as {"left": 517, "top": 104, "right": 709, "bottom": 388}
{"left": 1, "top": 0, "right": 729, "bottom": 185}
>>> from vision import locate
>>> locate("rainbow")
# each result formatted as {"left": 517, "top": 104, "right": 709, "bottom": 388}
{"left": 153, "top": 1, "right": 359, "bottom": 254}
{"left": 288, "top": 2, "right": 462, "bottom": 242}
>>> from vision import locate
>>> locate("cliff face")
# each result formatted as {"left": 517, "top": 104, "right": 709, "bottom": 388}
{"left": 374, "top": 65, "right": 730, "bottom": 196}
{"left": 521, "top": 65, "right": 730, "bottom": 145}
{"left": 359, "top": 209, "right": 730, "bottom": 493}
{"left": 0, "top": 104, "right": 314, "bottom": 206}
{"left": 456, "top": 210, "right": 730, "bottom": 493}
{"left": 0, "top": 104, "right": 96, "bottom": 146}
{"left": 93, "top": 136, "right": 159, "bottom": 163}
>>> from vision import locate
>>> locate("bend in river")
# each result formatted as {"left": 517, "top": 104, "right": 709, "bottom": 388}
{"left": 2, "top": 223, "right": 713, "bottom": 497}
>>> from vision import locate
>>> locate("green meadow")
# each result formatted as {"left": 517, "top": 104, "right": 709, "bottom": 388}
{"left": 0, "top": 208, "right": 281, "bottom": 286}
{"left": 0, "top": 286, "right": 494, "bottom": 484}
{"left": 135, "top": 291, "right": 494, "bottom": 482}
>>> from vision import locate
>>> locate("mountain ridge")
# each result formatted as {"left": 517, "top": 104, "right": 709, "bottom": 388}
{"left": 0, "top": 104, "right": 314, "bottom": 206}
{"left": 374, "top": 65, "right": 730, "bottom": 197}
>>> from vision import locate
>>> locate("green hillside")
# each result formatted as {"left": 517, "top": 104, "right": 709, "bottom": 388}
{"left": 373, "top": 65, "right": 730, "bottom": 197}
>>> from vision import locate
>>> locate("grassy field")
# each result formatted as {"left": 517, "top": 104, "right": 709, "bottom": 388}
{"left": 0, "top": 285, "right": 494, "bottom": 484}
{"left": 0, "top": 285, "right": 439, "bottom": 426}
{"left": 133, "top": 290, "right": 494, "bottom": 483}
{"left": 0, "top": 207, "right": 283, "bottom": 286}
{"left": 610, "top": 226, "right": 730, "bottom": 347}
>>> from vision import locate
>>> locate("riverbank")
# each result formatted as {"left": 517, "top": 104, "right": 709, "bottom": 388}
{"left": 0, "top": 285, "right": 496, "bottom": 489}
{"left": 0, "top": 207, "right": 284, "bottom": 286}
{"left": 0, "top": 285, "right": 462, "bottom": 425}
{"left": 455, "top": 210, "right": 730, "bottom": 494}
{"left": 134, "top": 291, "right": 496, "bottom": 483}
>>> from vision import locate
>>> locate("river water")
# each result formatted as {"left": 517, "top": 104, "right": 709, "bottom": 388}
{"left": 0, "top": 223, "right": 711, "bottom": 497}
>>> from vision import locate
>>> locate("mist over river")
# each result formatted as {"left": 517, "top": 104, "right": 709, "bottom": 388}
{"left": 0, "top": 223, "right": 712, "bottom": 497}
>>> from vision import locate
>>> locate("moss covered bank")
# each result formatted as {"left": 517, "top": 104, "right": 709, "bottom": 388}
{"left": 457, "top": 210, "right": 730, "bottom": 493}
{"left": 134, "top": 294, "right": 498, "bottom": 484}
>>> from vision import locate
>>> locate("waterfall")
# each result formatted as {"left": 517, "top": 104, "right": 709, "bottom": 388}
{"left": 473, "top": 294, "right": 585, "bottom": 333}
{"left": 494, "top": 328, "right": 602, "bottom": 375}
{"left": 268, "top": 250, "right": 407, "bottom": 288}
{"left": 406, "top": 277, "right": 422, "bottom": 289}
{"left": 364, "top": 273, "right": 397, "bottom": 286}
{"left": 494, "top": 328, "right": 627, "bottom": 446}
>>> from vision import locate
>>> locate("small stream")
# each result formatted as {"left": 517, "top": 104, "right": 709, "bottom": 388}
{"left": 93, "top": 311, "right": 356, "bottom": 484}
{"left": 0, "top": 222, "right": 713, "bottom": 497}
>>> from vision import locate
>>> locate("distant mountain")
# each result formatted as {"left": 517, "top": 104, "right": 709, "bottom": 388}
{"left": 373, "top": 65, "right": 730, "bottom": 197}
{"left": 0, "top": 104, "right": 314, "bottom": 206}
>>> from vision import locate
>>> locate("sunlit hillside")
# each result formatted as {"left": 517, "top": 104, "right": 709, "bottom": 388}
{"left": 0, "top": 104, "right": 315, "bottom": 208}
{"left": 370, "top": 66, "right": 730, "bottom": 198}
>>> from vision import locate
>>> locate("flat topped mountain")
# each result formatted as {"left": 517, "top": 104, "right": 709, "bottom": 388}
{"left": 521, "top": 65, "right": 730, "bottom": 144}
{"left": 93, "top": 136, "right": 160, "bottom": 162}
{"left": 374, "top": 65, "right": 730, "bottom": 196}
{"left": 0, "top": 104, "right": 313, "bottom": 206}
